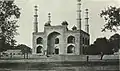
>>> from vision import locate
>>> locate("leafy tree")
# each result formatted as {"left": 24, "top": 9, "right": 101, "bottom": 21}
{"left": 16, "top": 44, "right": 32, "bottom": 59}
{"left": 85, "top": 37, "right": 114, "bottom": 55}
{"left": 94, "top": 37, "right": 110, "bottom": 54}
{"left": 84, "top": 44, "right": 99, "bottom": 55}
{"left": 16, "top": 44, "right": 32, "bottom": 54}
{"left": 109, "top": 33, "right": 120, "bottom": 52}
{"left": 0, "top": 0, "right": 20, "bottom": 47}
{"left": 85, "top": 34, "right": 120, "bottom": 55}
{"left": 100, "top": 6, "right": 120, "bottom": 32}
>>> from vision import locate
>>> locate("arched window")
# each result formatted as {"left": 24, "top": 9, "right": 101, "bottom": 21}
{"left": 55, "top": 38, "right": 59, "bottom": 44}
{"left": 84, "top": 38, "right": 87, "bottom": 45}
{"left": 82, "top": 37, "right": 85, "bottom": 44}
{"left": 36, "top": 37, "right": 43, "bottom": 44}
{"left": 67, "top": 45, "right": 75, "bottom": 53}
{"left": 67, "top": 36, "right": 75, "bottom": 43}
{"left": 87, "top": 39, "right": 89, "bottom": 45}
{"left": 37, "top": 46, "right": 43, "bottom": 53}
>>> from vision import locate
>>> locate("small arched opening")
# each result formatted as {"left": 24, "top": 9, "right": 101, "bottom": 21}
{"left": 67, "top": 36, "right": 75, "bottom": 43}
{"left": 55, "top": 38, "right": 59, "bottom": 44}
{"left": 36, "top": 46, "right": 43, "bottom": 53}
{"left": 67, "top": 45, "right": 75, "bottom": 53}
{"left": 83, "top": 37, "right": 85, "bottom": 44}
{"left": 36, "top": 37, "right": 43, "bottom": 44}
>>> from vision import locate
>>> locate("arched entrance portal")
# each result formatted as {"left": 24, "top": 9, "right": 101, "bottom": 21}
{"left": 47, "top": 32, "right": 61, "bottom": 55}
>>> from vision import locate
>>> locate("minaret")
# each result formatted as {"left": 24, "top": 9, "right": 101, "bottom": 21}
{"left": 77, "top": 0, "right": 82, "bottom": 30}
{"left": 77, "top": 0, "right": 83, "bottom": 55}
{"left": 48, "top": 13, "right": 51, "bottom": 24}
{"left": 34, "top": 5, "right": 38, "bottom": 33}
{"left": 85, "top": 9, "right": 89, "bottom": 33}
{"left": 44, "top": 13, "right": 51, "bottom": 26}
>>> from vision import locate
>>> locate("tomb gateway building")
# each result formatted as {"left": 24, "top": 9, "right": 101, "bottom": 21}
{"left": 32, "top": 0, "right": 90, "bottom": 55}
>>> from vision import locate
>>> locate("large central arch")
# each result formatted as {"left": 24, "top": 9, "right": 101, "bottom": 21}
{"left": 47, "top": 31, "right": 61, "bottom": 55}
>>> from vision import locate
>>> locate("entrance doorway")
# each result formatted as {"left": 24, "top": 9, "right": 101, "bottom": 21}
{"left": 47, "top": 32, "right": 61, "bottom": 55}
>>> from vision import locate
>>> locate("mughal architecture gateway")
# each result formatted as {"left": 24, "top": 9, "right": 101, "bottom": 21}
{"left": 32, "top": 0, "right": 90, "bottom": 55}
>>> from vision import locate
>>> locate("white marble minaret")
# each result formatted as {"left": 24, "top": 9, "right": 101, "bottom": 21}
{"left": 85, "top": 9, "right": 89, "bottom": 33}
{"left": 77, "top": 0, "right": 82, "bottom": 30}
{"left": 34, "top": 6, "right": 38, "bottom": 33}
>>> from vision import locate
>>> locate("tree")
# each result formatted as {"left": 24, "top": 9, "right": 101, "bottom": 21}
{"left": 16, "top": 44, "right": 32, "bottom": 59}
{"left": 94, "top": 37, "right": 110, "bottom": 54}
{"left": 0, "top": 0, "right": 20, "bottom": 47}
{"left": 84, "top": 44, "right": 99, "bottom": 55}
{"left": 16, "top": 44, "right": 32, "bottom": 54}
{"left": 84, "top": 37, "right": 114, "bottom": 55}
{"left": 100, "top": 6, "right": 120, "bottom": 32}
{"left": 109, "top": 33, "right": 120, "bottom": 52}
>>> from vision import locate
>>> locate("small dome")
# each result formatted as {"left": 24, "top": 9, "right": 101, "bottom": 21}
{"left": 72, "top": 25, "right": 77, "bottom": 30}
{"left": 44, "top": 22, "right": 51, "bottom": 26}
{"left": 61, "top": 21, "right": 68, "bottom": 26}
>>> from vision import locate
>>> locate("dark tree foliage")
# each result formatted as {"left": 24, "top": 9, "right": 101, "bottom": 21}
{"left": 0, "top": 0, "right": 20, "bottom": 46}
{"left": 85, "top": 34, "right": 120, "bottom": 55}
{"left": 109, "top": 33, "right": 120, "bottom": 52}
{"left": 84, "top": 44, "right": 99, "bottom": 55}
{"left": 100, "top": 6, "right": 120, "bottom": 32}
{"left": 94, "top": 38, "right": 108, "bottom": 53}
{"left": 85, "top": 37, "right": 114, "bottom": 55}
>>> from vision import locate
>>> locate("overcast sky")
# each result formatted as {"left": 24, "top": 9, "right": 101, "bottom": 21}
{"left": 14, "top": 0, "right": 120, "bottom": 47}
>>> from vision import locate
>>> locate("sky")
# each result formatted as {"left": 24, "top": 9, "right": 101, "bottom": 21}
{"left": 14, "top": 0, "right": 120, "bottom": 48}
